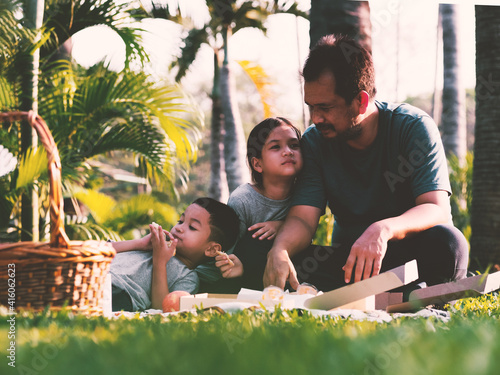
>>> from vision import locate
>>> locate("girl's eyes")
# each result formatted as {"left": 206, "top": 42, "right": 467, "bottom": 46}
{"left": 271, "top": 144, "right": 300, "bottom": 150}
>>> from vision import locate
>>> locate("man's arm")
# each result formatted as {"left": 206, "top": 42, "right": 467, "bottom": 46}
{"left": 263, "top": 205, "right": 322, "bottom": 289}
{"left": 343, "top": 190, "right": 451, "bottom": 283}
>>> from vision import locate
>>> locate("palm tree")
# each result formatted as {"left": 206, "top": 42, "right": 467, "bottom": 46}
{"left": 309, "top": 0, "right": 371, "bottom": 52}
{"left": 440, "top": 3, "right": 466, "bottom": 163}
{"left": 0, "top": 1, "right": 203, "bottom": 241}
{"left": 469, "top": 5, "right": 500, "bottom": 271}
{"left": 140, "top": 0, "right": 307, "bottom": 200}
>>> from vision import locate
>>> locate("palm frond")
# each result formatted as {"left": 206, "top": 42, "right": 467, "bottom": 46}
{"left": 268, "top": 0, "right": 309, "bottom": 19}
{"left": 0, "top": 76, "right": 15, "bottom": 110}
{"left": 173, "top": 26, "right": 209, "bottom": 82}
{"left": 42, "top": 0, "right": 149, "bottom": 66}
{"left": 64, "top": 216, "right": 122, "bottom": 241}
{"left": 72, "top": 188, "right": 116, "bottom": 223}
{"left": 16, "top": 146, "right": 48, "bottom": 190}
{"left": 131, "top": 1, "right": 186, "bottom": 25}
{"left": 38, "top": 63, "right": 203, "bottom": 191}
{"left": 232, "top": 1, "right": 268, "bottom": 34}
{"left": 237, "top": 60, "right": 275, "bottom": 118}
{"left": 102, "top": 194, "right": 178, "bottom": 237}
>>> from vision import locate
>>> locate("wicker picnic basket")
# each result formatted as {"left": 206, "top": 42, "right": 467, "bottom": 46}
{"left": 0, "top": 111, "right": 115, "bottom": 313}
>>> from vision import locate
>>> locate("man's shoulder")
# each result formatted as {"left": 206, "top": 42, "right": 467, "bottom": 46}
{"left": 301, "top": 125, "right": 324, "bottom": 147}
{"left": 376, "top": 100, "right": 432, "bottom": 121}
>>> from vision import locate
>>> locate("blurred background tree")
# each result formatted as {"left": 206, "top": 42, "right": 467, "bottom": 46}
{"left": 137, "top": 0, "right": 307, "bottom": 201}
{"left": 470, "top": 5, "right": 500, "bottom": 271}
{"left": 0, "top": 0, "right": 202, "bottom": 241}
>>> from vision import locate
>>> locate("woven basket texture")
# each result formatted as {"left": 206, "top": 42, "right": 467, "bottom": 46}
{"left": 0, "top": 111, "right": 115, "bottom": 313}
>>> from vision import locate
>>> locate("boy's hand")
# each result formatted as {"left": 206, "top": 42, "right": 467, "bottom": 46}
{"left": 248, "top": 220, "right": 283, "bottom": 240}
{"left": 150, "top": 223, "right": 177, "bottom": 266}
{"left": 137, "top": 232, "right": 153, "bottom": 250}
{"left": 216, "top": 253, "right": 243, "bottom": 278}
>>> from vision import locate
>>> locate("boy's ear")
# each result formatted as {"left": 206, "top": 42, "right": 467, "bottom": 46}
{"left": 205, "top": 242, "right": 221, "bottom": 257}
{"left": 251, "top": 157, "right": 263, "bottom": 173}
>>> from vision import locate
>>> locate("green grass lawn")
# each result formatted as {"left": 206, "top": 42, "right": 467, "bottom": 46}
{"left": 1, "top": 293, "right": 499, "bottom": 375}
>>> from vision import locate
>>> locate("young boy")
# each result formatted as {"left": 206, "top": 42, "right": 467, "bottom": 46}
{"left": 110, "top": 198, "right": 239, "bottom": 311}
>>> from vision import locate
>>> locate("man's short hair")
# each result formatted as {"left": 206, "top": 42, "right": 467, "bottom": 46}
{"left": 192, "top": 197, "right": 239, "bottom": 252}
{"left": 302, "top": 34, "right": 377, "bottom": 104}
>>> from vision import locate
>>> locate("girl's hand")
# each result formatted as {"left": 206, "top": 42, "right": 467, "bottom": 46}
{"left": 248, "top": 220, "right": 283, "bottom": 240}
{"left": 216, "top": 253, "right": 243, "bottom": 278}
{"left": 150, "top": 223, "right": 177, "bottom": 266}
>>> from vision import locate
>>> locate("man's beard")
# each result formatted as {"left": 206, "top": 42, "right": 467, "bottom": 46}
{"left": 336, "top": 120, "right": 363, "bottom": 142}
{"left": 335, "top": 108, "right": 363, "bottom": 142}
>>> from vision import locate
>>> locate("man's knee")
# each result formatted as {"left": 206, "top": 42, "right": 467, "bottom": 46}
{"left": 422, "top": 224, "right": 469, "bottom": 280}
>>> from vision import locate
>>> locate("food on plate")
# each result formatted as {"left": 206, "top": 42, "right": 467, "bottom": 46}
{"left": 296, "top": 283, "right": 318, "bottom": 296}
{"left": 262, "top": 286, "right": 284, "bottom": 301}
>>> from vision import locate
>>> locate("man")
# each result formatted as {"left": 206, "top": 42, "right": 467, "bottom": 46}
{"left": 263, "top": 34, "right": 469, "bottom": 292}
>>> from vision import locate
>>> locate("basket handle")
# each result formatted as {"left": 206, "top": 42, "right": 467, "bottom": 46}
{"left": 0, "top": 111, "right": 70, "bottom": 248}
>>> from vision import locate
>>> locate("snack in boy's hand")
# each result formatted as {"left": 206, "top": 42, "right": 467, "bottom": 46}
{"left": 216, "top": 249, "right": 234, "bottom": 267}
{"left": 152, "top": 221, "right": 174, "bottom": 255}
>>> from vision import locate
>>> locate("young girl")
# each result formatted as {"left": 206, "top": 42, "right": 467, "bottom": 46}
{"left": 214, "top": 117, "right": 303, "bottom": 290}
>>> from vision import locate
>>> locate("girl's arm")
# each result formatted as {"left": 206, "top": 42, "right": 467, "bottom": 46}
{"left": 111, "top": 234, "right": 152, "bottom": 253}
{"left": 149, "top": 223, "right": 177, "bottom": 309}
{"left": 248, "top": 220, "right": 284, "bottom": 240}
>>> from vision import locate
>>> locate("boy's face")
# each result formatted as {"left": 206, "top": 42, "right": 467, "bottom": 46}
{"left": 170, "top": 203, "right": 215, "bottom": 260}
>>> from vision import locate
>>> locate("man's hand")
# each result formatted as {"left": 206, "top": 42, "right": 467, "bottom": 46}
{"left": 342, "top": 222, "right": 390, "bottom": 283}
{"left": 248, "top": 221, "right": 283, "bottom": 240}
{"left": 263, "top": 249, "right": 300, "bottom": 290}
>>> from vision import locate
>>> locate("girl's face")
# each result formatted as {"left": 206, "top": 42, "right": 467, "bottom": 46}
{"left": 252, "top": 124, "right": 303, "bottom": 181}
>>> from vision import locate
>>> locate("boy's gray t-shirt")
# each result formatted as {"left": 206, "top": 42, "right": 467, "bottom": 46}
{"left": 292, "top": 100, "right": 452, "bottom": 244}
{"left": 110, "top": 251, "right": 199, "bottom": 311}
{"left": 196, "top": 183, "right": 291, "bottom": 283}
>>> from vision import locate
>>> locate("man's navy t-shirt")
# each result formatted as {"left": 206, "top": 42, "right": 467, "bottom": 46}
{"left": 291, "top": 100, "right": 451, "bottom": 244}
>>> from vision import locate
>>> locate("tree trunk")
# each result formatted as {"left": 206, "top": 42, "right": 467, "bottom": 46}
{"left": 309, "top": 0, "right": 372, "bottom": 53}
{"left": 220, "top": 27, "right": 249, "bottom": 194}
{"left": 440, "top": 4, "right": 467, "bottom": 163}
{"left": 208, "top": 50, "right": 229, "bottom": 202}
{"left": 470, "top": 6, "right": 500, "bottom": 270}
{"left": 20, "top": 0, "right": 44, "bottom": 242}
